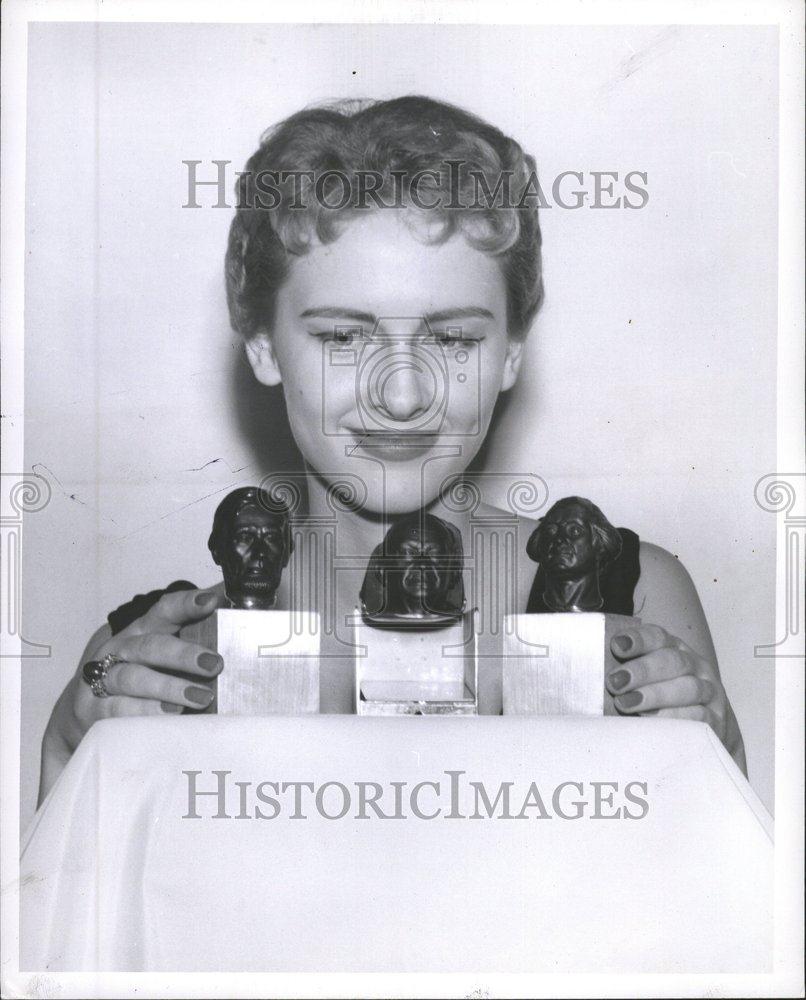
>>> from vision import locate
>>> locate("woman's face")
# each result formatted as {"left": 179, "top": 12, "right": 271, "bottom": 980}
{"left": 245, "top": 210, "right": 524, "bottom": 515}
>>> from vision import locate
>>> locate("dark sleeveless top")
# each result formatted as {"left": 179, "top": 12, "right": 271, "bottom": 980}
{"left": 108, "top": 527, "right": 642, "bottom": 633}
{"left": 525, "top": 527, "right": 641, "bottom": 616}
{"left": 108, "top": 579, "right": 197, "bottom": 635}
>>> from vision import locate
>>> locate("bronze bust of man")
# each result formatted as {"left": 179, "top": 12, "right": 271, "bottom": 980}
{"left": 208, "top": 486, "right": 293, "bottom": 610}
{"left": 360, "top": 512, "right": 465, "bottom": 626}
{"left": 526, "top": 496, "right": 623, "bottom": 613}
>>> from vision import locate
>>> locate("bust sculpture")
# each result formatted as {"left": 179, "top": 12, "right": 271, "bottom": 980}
{"left": 526, "top": 496, "right": 622, "bottom": 613}
{"left": 360, "top": 512, "right": 465, "bottom": 626}
{"left": 208, "top": 486, "right": 293, "bottom": 610}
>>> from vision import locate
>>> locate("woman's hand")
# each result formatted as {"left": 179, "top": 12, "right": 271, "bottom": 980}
{"left": 38, "top": 585, "right": 226, "bottom": 805}
{"left": 606, "top": 623, "right": 747, "bottom": 772}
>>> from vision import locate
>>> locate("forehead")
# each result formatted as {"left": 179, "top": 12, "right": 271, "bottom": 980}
{"left": 277, "top": 211, "right": 507, "bottom": 322}
{"left": 232, "top": 505, "right": 284, "bottom": 528}
{"left": 390, "top": 520, "right": 447, "bottom": 549}
{"left": 399, "top": 524, "right": 442, "bottom": 543}
{"left": 545, "top": 504, "right": 589, "bottom": 524}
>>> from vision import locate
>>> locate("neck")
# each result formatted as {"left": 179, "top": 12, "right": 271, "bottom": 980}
{"left": 542, "top": 570, "right": 603, "bottom": 612}
{"left": 228, "top": 593, "right": 277, "bottom": 611}
{"left": 305, "top": 464, "right": 470, "bottom": 556}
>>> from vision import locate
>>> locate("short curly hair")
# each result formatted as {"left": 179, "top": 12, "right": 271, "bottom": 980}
{"left": 225, "top": 96, "right": 544, "bottom": 341}
{"left": 527, "top": 496, "right": 623, "bottom": 569}
{"left": 207, "top": 486, "right": 293, "bottom": 567}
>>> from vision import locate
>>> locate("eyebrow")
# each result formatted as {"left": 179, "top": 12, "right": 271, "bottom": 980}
{"left": 299, "top": 306, "right": 496, "bottom": 326}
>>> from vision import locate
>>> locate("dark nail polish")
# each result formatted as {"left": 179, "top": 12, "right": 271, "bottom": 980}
{"left": 195, "top": 590, "right": 216, "bottom": 607}
{"left": 612, "top": 634, "right": 633, "bottom": 654}
{"left": 617, "top": 690, "right": 643, "bottom": 710}
{"left": 185, "top": 685, "right": 213, "bottom": 705}
{"left": 609, "top": 669, "right": 631, "bottom": 691}
{"left": 160, "top": 702, "right": 183, "bottom": 714}
{"left": 197, "top": 652, "right": 223, "bottom": 673}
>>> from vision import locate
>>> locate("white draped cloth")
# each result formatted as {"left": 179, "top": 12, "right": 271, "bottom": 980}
{"left": 21, "top": 716, "right": 772, "bottom": 972}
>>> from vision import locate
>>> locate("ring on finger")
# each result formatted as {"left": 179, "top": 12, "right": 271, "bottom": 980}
{"left": 81, "top": 653, "right": 125, "bottom": 698}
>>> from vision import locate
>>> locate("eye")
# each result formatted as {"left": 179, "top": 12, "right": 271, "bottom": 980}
{"left": 308, "top": 325, "right": 366, "bottom": 345}
{"left": 330, "top": 325, "right": 365, "bottom": 345}
{"left": 431, "top": 331, "right": 482, "bottom": 348}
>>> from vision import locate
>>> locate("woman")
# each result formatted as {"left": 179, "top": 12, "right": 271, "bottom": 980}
{"left": 38, "top": 96, "right": 746, "bottom": 803}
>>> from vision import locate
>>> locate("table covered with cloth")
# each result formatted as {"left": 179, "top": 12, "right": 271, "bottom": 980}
{"left": 20, "top": 715, "right": 772, "bottom": 973}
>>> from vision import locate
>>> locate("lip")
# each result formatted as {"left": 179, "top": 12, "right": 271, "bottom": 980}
{"left": 547, "top": 547, "right": 575, "bottom": 563}
{"left": 348, "top": 431, "right": 439, "bottom": 462}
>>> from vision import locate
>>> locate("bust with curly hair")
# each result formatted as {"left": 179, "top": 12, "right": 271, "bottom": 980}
{"left": 526, "top": 496, "right": 622, "bottom": 613}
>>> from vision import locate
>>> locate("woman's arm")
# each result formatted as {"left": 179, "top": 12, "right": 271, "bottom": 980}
{"left": 38, "top": 622, "right": 111, "bottom": 808}
{"left": 37, "top": 587, "right": 226, "bottom": 806}
{"left": 605, "top": 542, "right": 747, "bottom": 773}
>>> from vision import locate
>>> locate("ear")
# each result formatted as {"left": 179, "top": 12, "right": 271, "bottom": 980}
{"left": 282, "top": 523, "right": 294, "bottom": 565}
{"left": 525, "top": 521, "right": 542, "bottom": 563}
{"left": 244, "top": 332, "right": 283, "bottom": 387}
{"left": 588, "top": 524, "right": 606, "bottom": 558}
{"left": 500, "top": 338, "right": 525, "bottom": 391}
{"left": 207, "top": 533, "right": 220, "bottom": 566}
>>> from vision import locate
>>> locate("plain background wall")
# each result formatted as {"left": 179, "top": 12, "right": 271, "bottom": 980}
{"left": 22, "top": 22, "right": 778, "bottom": 826}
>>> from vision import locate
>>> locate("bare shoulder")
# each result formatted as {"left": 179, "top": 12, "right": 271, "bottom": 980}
{"left": 636, "top": 540, "right": 697, "bottom": 586}
{"left": 634, "top": 541, "right": 717, "bottom": 661}
{"left": 635, "top": 541, "right": 701, "bottom": 604}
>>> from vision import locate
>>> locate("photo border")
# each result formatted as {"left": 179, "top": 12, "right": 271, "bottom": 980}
{"left": 1, "top": 1, "right": 802, "bottom": 997}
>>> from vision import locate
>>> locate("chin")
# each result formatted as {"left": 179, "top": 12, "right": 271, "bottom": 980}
{"left": 304, "top": 442, "right": 481, "bottom": 517}
{"left": 233, "top": 581, "right": 280, "bottom": 598}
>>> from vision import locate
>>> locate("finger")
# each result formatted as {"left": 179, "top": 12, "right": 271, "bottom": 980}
{"left": 119, "top": 585, "right": 226, "bottom": 638}
{"left": 613, "top": 674, "right": 716, "bottom": 714}
{"left": 610, "top": 623, "right": 675, "bottom": 661}
{"left": 606, "top": 645, "right": 699, "bottom": 695}
{"left": 105, "top": 696, "right": 191, "bottom": 718}
{"left": 645, "top": 705, "right": 717, "bottom": 725}
{"left": 102, "top": 661, "right": 215, "bottom": 710}
{"left": 106, "top": 633, "right": 223, "bottom": 678}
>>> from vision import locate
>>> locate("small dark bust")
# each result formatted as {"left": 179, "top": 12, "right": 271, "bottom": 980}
{"left": 526, "top": 496, "right": 622, "bottom": 613}
{"left": 360, "top": 513, "right": 465, "bottom": 626}
{"left": 208, "top": 487, "right": 293, "bottom": 610}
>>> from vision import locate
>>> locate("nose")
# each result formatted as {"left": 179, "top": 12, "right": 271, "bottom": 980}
{"left": 376, "top": 356, "right": 432, "bottom": 422}
{"left": 248, "top": 536, "right": 271, "bottom": 566}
